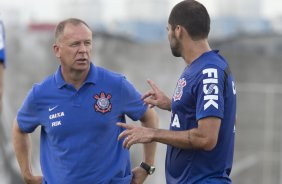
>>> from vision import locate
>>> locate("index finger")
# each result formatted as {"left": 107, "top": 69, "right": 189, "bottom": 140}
{"left": 147, "top": 79, "right": 159, "bottom": 92}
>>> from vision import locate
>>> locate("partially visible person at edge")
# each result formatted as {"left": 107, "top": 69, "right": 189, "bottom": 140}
{"left": 117, "top": 0, "right": 237, "bottom": 183}
{"left": 0, "top": 16, "right": 24, "bottom": 184}
{"left": 12, "top": 18, "right": 158, "bottom": 184}
{"left": 0, "top": 16, "right": 5, "bottom": 113}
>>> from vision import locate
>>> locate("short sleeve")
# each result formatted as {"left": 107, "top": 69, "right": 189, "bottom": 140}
{"left": 17, "top": 87, "right": 40, "bottom": 133}
{"left": 0, "top": 21, "right": 5, "bottom": 64}
{"left": 121, "top": 77, "right": 147, "bottom": 121}
{"left": 195, "top": 66, "right": 225, "bottom": 120}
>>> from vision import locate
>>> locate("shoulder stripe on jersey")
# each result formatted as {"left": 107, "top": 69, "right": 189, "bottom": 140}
{"left": 224, "top": 66, "right": 231, "bottom": 93}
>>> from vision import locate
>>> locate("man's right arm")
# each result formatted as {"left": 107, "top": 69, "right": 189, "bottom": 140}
{"left": 12, "top": 118, "right": 42, "bottom": 184}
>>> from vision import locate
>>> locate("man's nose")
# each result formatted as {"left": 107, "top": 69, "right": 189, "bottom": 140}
{"left": 78, "top": 44, "right": 87, "bottom": 52}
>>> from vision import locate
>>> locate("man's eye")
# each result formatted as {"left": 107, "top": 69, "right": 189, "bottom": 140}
{"left": 85, "top": 42, "right": 91, "bottom": 46}
{"left": 70, "top": 43, "right": 79, "bottom": 47}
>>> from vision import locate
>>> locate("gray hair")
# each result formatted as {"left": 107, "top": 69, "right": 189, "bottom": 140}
{"left": 54, "top": 18, "right": 91, "bottom": 42}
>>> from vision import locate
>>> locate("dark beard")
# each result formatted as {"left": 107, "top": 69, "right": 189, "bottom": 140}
{"left": 170, "top": 43, "right": 181, "bottom": 57}
{"left": 169, "top": 30, "right": 181, "bottom": 57}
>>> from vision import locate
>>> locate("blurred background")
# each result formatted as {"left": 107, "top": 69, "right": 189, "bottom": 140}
{"left": 0, "top": 0, "right": 282, "bottom": 183}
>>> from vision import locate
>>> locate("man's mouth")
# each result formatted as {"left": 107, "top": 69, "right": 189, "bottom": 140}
{"left": 76, "top": 58, "right": 88, "bottom": 62}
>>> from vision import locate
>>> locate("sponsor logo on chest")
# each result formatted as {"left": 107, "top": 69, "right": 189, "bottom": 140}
{"left": 202, "top": 68, "right": 219, "bottom": 110}
{"left": 49, "top": 111, "right": 65, "bottom": 127}
{"left": 49, "top": 112, "right": 65, "bottom": 120}
{"left": 51, "top": 121, "right": 61, "bottom": 127}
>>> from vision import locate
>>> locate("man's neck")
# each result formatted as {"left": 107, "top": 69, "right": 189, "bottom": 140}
{"left": 182, "top": 39, "right": 211, "bottom": 65}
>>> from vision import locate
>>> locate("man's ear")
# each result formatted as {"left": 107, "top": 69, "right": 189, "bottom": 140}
{"left": 53, "top": 44, "right": 60, "bottom": 58}
{"left": 174, "top": 25, "right": 184, "bottom": 39}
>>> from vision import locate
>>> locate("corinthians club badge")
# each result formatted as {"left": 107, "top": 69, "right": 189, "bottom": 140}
{"left": 94, "top": 92, "right": 112, "bottom": 114}
{"left": 173, "top": 78, "right": 186, "bottom": 101}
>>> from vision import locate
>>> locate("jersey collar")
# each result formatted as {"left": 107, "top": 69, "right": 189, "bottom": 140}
{"left": 55, "top": 62, "right": 98, "bottom": 89}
